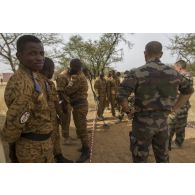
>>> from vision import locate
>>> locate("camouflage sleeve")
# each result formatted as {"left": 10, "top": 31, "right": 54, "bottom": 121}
{"left": 106, "top": 80, "right": 111, "bottom": 97}
{"left": 56, "top": 75, "right": 68, "bottom": 91}
{"left": 179, "top": 74, "right": 194, "bottom": 95}
{"left": 52, "top": 83, "right": 64, "bottom": 116}
{"left": 64, "top": 75, "right": 80, "bottom": 96}
{"left": 117, "top": 72, "right": 137, "bottom": 102}
{"left": 1, "top": 79, "right": 33, "bottom": 143}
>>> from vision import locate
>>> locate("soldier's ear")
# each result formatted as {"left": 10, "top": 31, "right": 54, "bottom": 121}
{"left": 159, "top": 51, "right": 163, "bottom": 58}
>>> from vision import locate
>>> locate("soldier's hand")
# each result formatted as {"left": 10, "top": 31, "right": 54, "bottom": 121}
{"left": 126, "top": 111, "right": 134, "bottom": 120}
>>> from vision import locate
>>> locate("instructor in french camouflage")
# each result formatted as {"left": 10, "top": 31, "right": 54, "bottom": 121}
{"left": 0, "top": 35, "right": 54, "bottom": 163}
{"left": 117, "top": 41, "right": 194, "bottom": 163}
{"left": 94, "top": 72, "right": 107, "bottom": 120}
{"left": 168, "top": 60, "right": 194, "bottom": 150}
{"left": 56, "top": 68, "right": 75, "bottom": 145}
{"left": 40, "top": 57, "right": 73, "bottom": 163}
{"left": 64, "top": 59, "right": 90, "bottom": 163}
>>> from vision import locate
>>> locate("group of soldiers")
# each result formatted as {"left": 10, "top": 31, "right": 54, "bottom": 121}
{"left": 0, "top": 35, "right": 90, "bottom": 163}
{"left": 94, "top": 70, "right": 121, "bottom": 121}
{"left": 0, "top": 35, "right": 194, "bottom": 163}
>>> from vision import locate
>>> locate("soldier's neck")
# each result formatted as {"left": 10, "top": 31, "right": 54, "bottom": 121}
{"left": 146, "top": 57, "right": 161, "bottom": 63}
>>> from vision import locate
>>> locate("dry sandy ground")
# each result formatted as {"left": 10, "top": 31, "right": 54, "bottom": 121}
{"left": 61, "top": 109, "right": 195, "bottom": 163}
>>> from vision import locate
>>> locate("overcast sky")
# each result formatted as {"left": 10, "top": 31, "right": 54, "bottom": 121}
{"left": 0, "top": 33, "right": 178, "bottom": 73}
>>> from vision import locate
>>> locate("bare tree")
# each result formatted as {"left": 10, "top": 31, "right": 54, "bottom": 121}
{"left": 0, "top": 33, "right": 64, "bottom": 72}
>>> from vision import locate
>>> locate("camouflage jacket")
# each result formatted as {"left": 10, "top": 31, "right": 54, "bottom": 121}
{"left": 64, "top": 72, "right": 88, "bottom": 107}
{"left": 178, "top": 70, "right": 194, "bottom": 109}
{"left": 1, "top": 65, "right": 53, "bottom": 143}
{"left": 115, "top": 76, "right": 121, "bottom": 88}
{"left": 107, "top": 77, "right": 118, "bottom": 97}
{"left": 117, "top": 59, "right": 194, "bottom": 113}
{"left": 94, "top": 77, "right": 107, "bottom": 97}
{"left": 45, "top": 78, "right": 64, "bottom": 129}
{"left": 56, "top": 70, "right": 71, "bottom": 104}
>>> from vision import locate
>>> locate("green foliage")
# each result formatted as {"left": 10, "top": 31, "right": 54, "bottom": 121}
{"left": 168, "top": 33, "right": 195, "bottom": 64}
{"left": 187, "top": 63, "right": 195, "bottom": 76}
{"left": 59, "top": 33, "right": 133, "bottom": 77}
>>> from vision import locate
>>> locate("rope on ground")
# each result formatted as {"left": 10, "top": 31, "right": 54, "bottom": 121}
{"left": 89, "top": 102, "right": 98, "bottom": 163}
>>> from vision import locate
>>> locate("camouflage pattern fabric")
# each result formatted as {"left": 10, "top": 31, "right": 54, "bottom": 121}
{"left": 64, "top": 72, "right": 89, "bottom": 147}
{"left": 130, "top": 112, "right": 169, "bottom": 162}
{"left": 72, "top": 105, "right": 88, "bottom": 146}
{"left": 16, "top": 137, "right": 54, "bottom": 163}
{"left": 1, "top": 65, "right": 54, "bottom": 163}
{"left": 94, "top": 77, "right": 107, "bottom": 117}
{"left": 107, "top": 77, "right": 118, "bottom": 116}
{"left": 47, "top": 79, "right": 62, "bottom": 156}
{"left": 56, "top": 71, "right": 72, "bottom": 138}
{"left": 117, "top": 59, "right": 194, "bottom": 163}
{"left": 168, "top": 71, "right": 193, "bottom": 146}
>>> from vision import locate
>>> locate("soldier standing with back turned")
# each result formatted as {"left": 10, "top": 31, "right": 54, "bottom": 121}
{"left": 117, "top": 41, "right": 194, "bottom": 163}
{"left": 64, "top": 59, "right": 90, "bottom": 163}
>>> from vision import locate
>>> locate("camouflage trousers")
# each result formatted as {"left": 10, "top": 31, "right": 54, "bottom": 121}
{"left": 51, "top": 124, "right": 62, "bottom": 156}
{"left": 130, "top": 112, "right": 169, "bottom": 163}
{"left": 60, "top": 104, "right": 72, "bottom": 138}
{"left": 168, "top": 106, "right": 189, "bottom": 147}
{"left": 72, "top": 104, "right": 89, "bottom": 147}
{"left": 97, "top": 96, "right": 106, "bottom": 117}
{"left": 109, "top": 95, "right": 116, "bottom": 116}
{"left": 16, "top": 137, "right": 54, "bottom": 163}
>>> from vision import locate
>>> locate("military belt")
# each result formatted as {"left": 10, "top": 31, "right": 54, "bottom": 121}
{"left": 21, "top": 132, "right": 52, "bottom": 141}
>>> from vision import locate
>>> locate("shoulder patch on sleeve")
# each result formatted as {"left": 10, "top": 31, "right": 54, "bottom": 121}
{"left": 20, "top": 112, "right": 30, "bottom": 124}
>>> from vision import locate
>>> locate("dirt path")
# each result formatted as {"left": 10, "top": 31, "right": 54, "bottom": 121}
{"left": 61, "top": 109, "right": 195, "bottom": 163}
{"left": 1, "top": 110, "right": 195, "bottom": 163}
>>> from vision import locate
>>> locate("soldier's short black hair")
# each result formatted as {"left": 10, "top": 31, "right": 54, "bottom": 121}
{"left": 175, "top": 60, "right": 187, "bottom": 69}
{"left": 17, "top": 35, "right": 42, "bottom": 52}
{"left": 70, "top": 58, "right": 82, "bottom": 71}
{"left": 40, "top": 57, "right": 55, "bottom": 78}
{"left": 116, "top": 72, "right": 121, "bottom": 76}
{"left": 44, "top": 57, "right": 55, "bottom": 69}
{"left": 99, "top": 71, "right": 104, "bottom": 76}
{"left": 145, "top": 41, "right": 162, "bottom": 55}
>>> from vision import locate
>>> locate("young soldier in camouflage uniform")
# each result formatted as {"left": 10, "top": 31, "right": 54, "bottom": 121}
{"left": 168, "top": 60, "right": 194, "bottom": 149}
{"left": 117, "top": 41, "right": 194, "bottom": 163}
{"left": 1, "top": 35, "right": 54, "bottom": 163}
{"left": 64, "top": 59, "right": 89, "bottom": 163}
{"left": 40, "top": 57, "right": 73, "bottom": 163}
{"left": 94, "top": 72, "right": 107, "bottom": 120}
{"left": 107, "top": 70, "right": 118, "bottom": 117}
{"left": 56, "top": 69, "right": 75, "bottom": 145}
{"left": 105, "top": 71, "right": 112, "bottom": 109}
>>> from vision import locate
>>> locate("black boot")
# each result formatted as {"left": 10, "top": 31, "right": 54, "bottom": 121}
{"left": 55, "top": 154, "right": 74, "bottom": 163}
{"left": 76, "top": 146, "right": 90, "bottom": 163}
